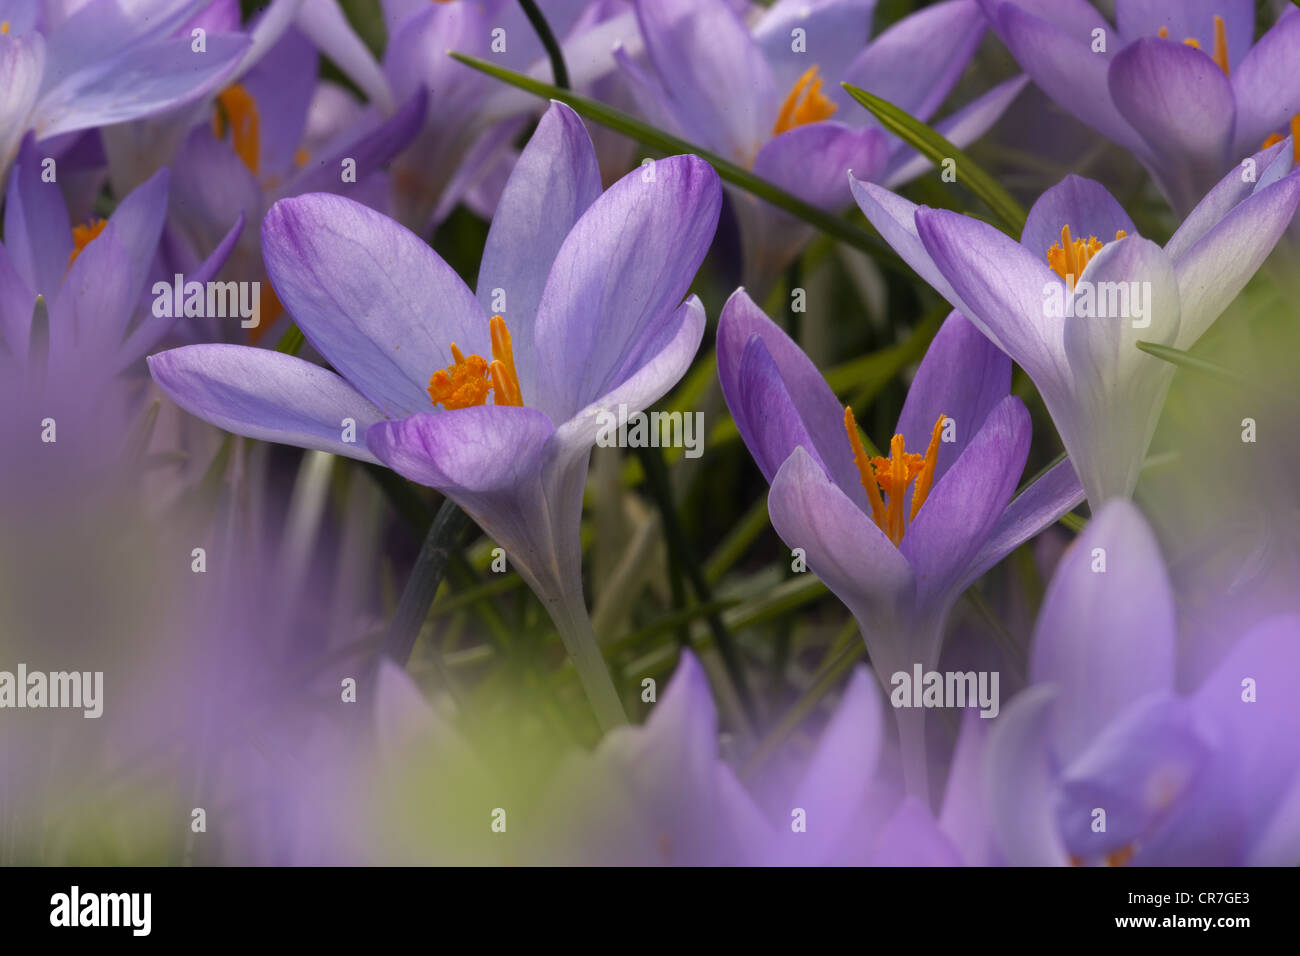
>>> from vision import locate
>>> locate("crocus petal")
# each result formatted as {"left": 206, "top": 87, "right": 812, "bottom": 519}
{"left": 4, "top": 133, "right": 72, "bottom": 297}
{"left": 882, "top": 75, "right": 1028, "bottom": 188}
{"left": 1248, "top": 767, "right": 1300, "bottom": 865}
{"left": 49, "top": 226, "right": 134, "bottom": 375}
{"left": 532, "top": 154, "right": 720, "bottom": 421}
{"left": 847, "top": 176, "right": 966, "bottom": 311}
{"left": 169, "top": 124, "right": 263, "bottom": 261}
{"left": 753, "top": 0, "right": 875, "bottom": 100}
{"left": 939, "top": 709, "right": 998, "bottom": 865}
{"left": 783, "top": 665, "right": 884, "bottom": 865}
{"left": 717, "top": 287, "right": 870, "bottom": 514}
{"left": 768, "top": 446, "right": 915, "bottom": 654}
{"left": 1114, "top": 0, "right": 1256, "bottom": 72}
{"left": 914, "top": 206, "right": 1066, "bottom": 389}
{"left": 554, "top": 297, "right": 706, "bottom": 454}
{"left": 901, "top": 395, "right": 1030, "bottom": 609}
{"left": 843, "top": 0, "right": 985, "bottom": 123}
{"left": 753, "top": 122, "right": 888, "bottom": 210}
{"left": 1231, "top": 10, "right": 1300, "bottom": 153}
{"left": 0, "top": 32, "right": 45, "bottom": 178}
{"left": 895, "top": 310, "right": 1010, "bottom": 487}
{"left": 35, "top": 34, "right": 251, "bottom": 141}
{"left": 296, "top": 0, "right": 394, "bottom": 113}
{"left": 240, "top": 26, "right": 317, "bottom": 180}
{"left": 978, "top": 0, "right": 1110, "bottom": 47}
{"left": 1060, "top": 235, "right": 1179, "bottom": 502}
{"left": 632, "top": 0, "right": 773, "bottom": 162}
{"left": 868, "top": 797, "right": 964, "bottom": 866}
{"left": 1108, "top": 37, "right": 1236, "bottom": 212}
{"left": 1029, "top": 500, "right": 1177, "bottom": 765}
{"left": 262, "top": 193, "right": 488, "bottom": 418}
{"left": 984, "top": 685, "right": 1071, "bottom": 866}
{"left": 0, "top": 243, "right": 36, "bottom": 359}
{"left": 1194, "top": 614, "right": 1300, "bottom": 835}
{"left": 1172, "top": 168, "right": 1300, "bottom": 349}
{"left": 148, "top": 344, "right": 386, "bottom": 462}
{"left": 476, "top": 101, "right": 602, "bottom": 402}
{"left": 957, "top": 456, "right": 1084, "bottom": 595}
{"left": 732, "top": 334, "right": 826, "bottom": 482}
{"left": 1055, "top": 694, "right": 1229, "bottom": 863}
{"left": 992, "top": 1, "right": 1149, "bottom": 156}
{"left": 1163, "top": 139, "right": 1291, "bottom": 261}
{"left": 1020, "top": 174, "right": 1138, "bottom": 265}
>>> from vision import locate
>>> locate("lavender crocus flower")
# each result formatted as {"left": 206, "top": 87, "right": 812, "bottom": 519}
{"left": 0, "top": 135, "right": 239, "bottom": 428}
{"left": 619, "top": 0, "right": 1027, "bottom": 287}
{"left": 978, "top": 0, "right": 1300, "bottom": 214}
{"left": 0, "top": 0, "right": 251, "bottom": 181}
{"left": 147, "top": 103, "right": 721, "bottom": 731}
{"left": 851, "top": 141, "right": 1300, "bottom": 505}
{"left": 717, "top": 290, "right": 1083, "bottom": 796}
{"left": 164, "top": 25, "right": 425, "bottom": 345}
{"left": 988, "top": 500, "right": 1300, "bottom": 866}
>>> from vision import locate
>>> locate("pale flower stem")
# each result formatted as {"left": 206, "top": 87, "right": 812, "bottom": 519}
{"left": 544, "top": 589, "right": 629, "bottom": 732}
{"left": 896, "top": 706, "right": 931, "bottom": 806}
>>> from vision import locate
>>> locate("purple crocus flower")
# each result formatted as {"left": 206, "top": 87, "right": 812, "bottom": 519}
{"left": 147, "top": 103, "right": 721, "bottom": 731}
{"left": 717, "top": 290, "right": 1083, "bottom": 796}
{"left": 305, "top": 0, "right": 633, "bottom": 232}
{"left": 988, "top": 500, "right": 1300, "bottom": 865}
{"left": 163, "top": 25, "right": 426, "bottom": 345}
{"left": 0, "top": 0, "right": 251, "bottom": 181}
{"left": 618, "top": 0, "right": 1027, "bottom": 287}
{"left": 851, "top": 141, "right": 1300, "bottom": 505}
{"left": 978, "top": 0, "right": 1300, "bottom": 213}
{"left": 0, "top": 135, "right": 239, "bottom": 424}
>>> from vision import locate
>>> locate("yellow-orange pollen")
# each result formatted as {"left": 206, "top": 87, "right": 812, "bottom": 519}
{"left": 67, "top": 219, "right": 108, "bottom": 268}
{"left": 212, "top": 84, "right": 260, "bottom": 176}
{"left": 1, "top": 20, "right": 10, "bottom": 34}
{"left": 427, "top": 315, "right": 523, "bottom": 410}
{"left": 773, "top": 65, "right": 837, "bottom": 136}
{"left": 1262, "top": 113, "right": 1300, "bottom": 164}
{"left": 1046, "top": 225, "right": 1127, "bottom": 287}
{"left": 844, "top": 407, "right": 945, "bottom": 547}
{"left": 1157, "top": 14, "right": 1229, "bottom": 73}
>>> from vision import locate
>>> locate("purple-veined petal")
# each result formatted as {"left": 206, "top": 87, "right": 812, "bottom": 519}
{"left": 1020, "top": 174, "right": 1138, "bottom": 265}
{"left": 0, "top": 31, "right": 45, "bottom": 177}
{"left": 1163, "top": 139, "right": 1291, "bottom": 262}
{"left": 262, "top": 193, "right": 488, "bottom": 418}
{"left": 632, "top": 0, "right": 773, "bottom": 162}
{"left": 34, "top": 33, "right": 250, "bottom": 140}
{"left": 754, "top": 121, "right": 888, "bottom": 210}
{"left": 717, "top": 287, "right": 870, "bottom": 513}
{"left": 882, "top": 75, "right": 1028, "bottom": 188}
{"left": 1172, "top": 168, "right": 1300, "bottom": 349}
{"left": 985, "top": 685, "right": 1071, "bottom": 865}
{"left": 476, "top": 101, "right": 602, "bottom": 403}
{"left": 147, "top": 343, "right": 386, "bottom": 462}
{"left": 1108, "top": 37, "right": 1236, "bottom": 212}
{"left": 914, "top": 205, "right": 1066, "bottom": 389}
{"left": 901, "top": 395, "right": 1030, "bottom": 609}
{"left": 533, "top": 154, "right": 720, "bottom": 421}
{"left": 1030, "top": 499, "right": 1177, "bottom": 765}
{"left": 992, "top": 1, "right": 1148, "bottom": 157}
{"left": 4, "top": 133, "right": 72, "bottom": 297}
{"left": 1231, "top": 10, "right": 1300, "bottom": 153}
{"left": 895, "top": 310, "right": 1011, "bottom": 488}
{"left": 847, "top": 175, "right": 966, "bottom": 311}
{"left": 843, "top": 0, "right": 985, "bottom": 123}
{"left": 956, "top": 456, "right": 1084, "bottom": 595}
{"left": 768, "top": 446, "right": 915, "bottom": 644}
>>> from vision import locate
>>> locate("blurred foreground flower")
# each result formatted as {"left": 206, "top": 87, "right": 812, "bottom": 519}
{"left": 989, "top": 500, "right": 1300, "bottom": 865}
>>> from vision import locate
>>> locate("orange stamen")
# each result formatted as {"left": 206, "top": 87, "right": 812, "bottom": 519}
{"left": 1261, "top": 113, "right": 1300, "bottom": 164}
{"left": 427, "top": 315, "right": 523, "bottom": 410}
{"left": 212, "top": 84, "right": 260, "bottom": 176}
{"left": 843, "top": 409, "right": 946, "bottom": 546}
{"left": 1, "top": 21, "right": 10, "bottom": 34}
{"left": 1211, "top": 14, "right": 1229, "bottom": 73}
{"left": 773, "top": 66, "right": 837, "bottom": 136}
{"left": 1046, "top": 225, "right": 1128, "bottom": 286}
{"left": 67, "top": 219, "right": 108, "bottom": 268}
{"left": 293, "top": 147, "right": 310, "bottom": 168}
